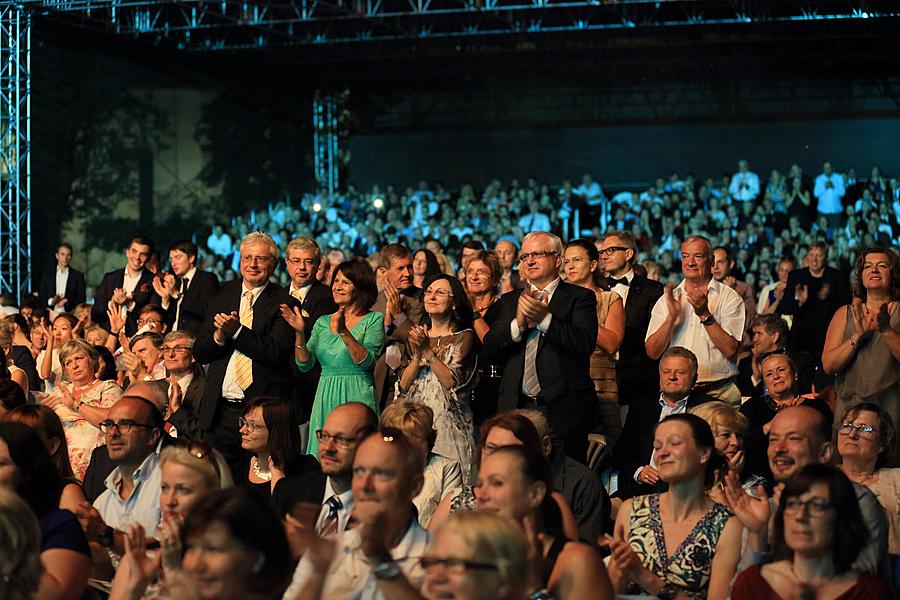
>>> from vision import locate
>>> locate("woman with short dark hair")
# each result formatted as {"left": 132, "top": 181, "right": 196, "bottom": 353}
{"left": 281, "top": 257, "right": 385, "bottom": 456}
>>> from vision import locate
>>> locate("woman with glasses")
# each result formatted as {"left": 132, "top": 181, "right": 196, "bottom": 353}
{"left": 835, "top": 402, "right": 900, "bottom": 579}
{"left": 823, "top": 246, "right": 900, "bottom": 467}
{"left": 236, "top": 396, "right": 324, "bottom": 516}
{"left": 563, "top": 239, "right": 624, "bottom": 441}
{"left": 464, "top": 250, "right": 504, "bottom": 425}
{"left": 732, "top": 464, "right": 891, "bottom": 599}
{"left": 40, "top": 339, "right": 123, "bottom": 480}
{"left": 281, "top": 258, "right": 384, "bottom": 457}
{"left": 395, "top": 273, "right": 478, "bottom": 484}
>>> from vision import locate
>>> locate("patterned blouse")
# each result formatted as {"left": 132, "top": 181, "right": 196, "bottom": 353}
{"left": 626, "top": 494, "right": 732, "bottom": 598}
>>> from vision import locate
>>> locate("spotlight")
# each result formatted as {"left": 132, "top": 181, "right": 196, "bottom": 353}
{"left": 313, "top": 202, "right": 322, "bottom": 212}
{"left": 373, "top": 197, "right": 384, "bottom": 209}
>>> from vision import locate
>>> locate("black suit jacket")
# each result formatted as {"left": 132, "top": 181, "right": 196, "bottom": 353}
{"left": 612, "top": 390, "right": 713, "bottom": 499}
{"left": 289, "top": 280, "right": 338, "bottom": 422}
{"left": 601, "top": 274, "right": 664, "bottom": 404}
{"left": 38, "top": 267, "right": 87, "bottom": 312}
{"left": 9, "top": 345, "right": 39, "bottom": 392}
{"left": 167, "top": 367, "right": 207, "bottom": 441}
{"left": 778, "top": 266, "right": 850, "bottom": 356}
{"left": 191, "top": 280, "right": 295, "bottom": 430}
{"left": 91, "top": 268, "right": 162, "bottom": 336}
{"left": 483, "top": 281, "right": 598, "bottom": 455}
{"left": 165, "top": 270, "right": 220, "bottom": 335}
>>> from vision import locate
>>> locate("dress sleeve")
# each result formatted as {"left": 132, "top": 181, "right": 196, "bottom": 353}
{"left": 353, "top": 312, "right": 385, "bottom": 370}
{"left": 445, "top": 330, "right": 479, "bottom": 391}
{"left": 96, "top": 381, "right": 123, "bottom": 408}
{"left": 295, "top": 315, "right": 325, "bottom": 373}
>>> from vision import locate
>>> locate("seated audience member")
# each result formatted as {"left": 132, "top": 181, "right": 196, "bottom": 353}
{"left": 605, "top": 414, "right": 742, "bottom": 600}
{"left": 423, "top": 511, "right": 532, "bottom": 600}
{"left": 731, "top": 464, "right": 891, "bottom": 600}
{"left": 739, "top": 352, "right": 832, "bottom": 487}
{"left": 0, "top": 422, "right": 92, "bottom": 600}
{"left": 94, "top": 345, "right": 119, "bottom": 382}
{"left": 0, "top": 323, "right": 29, "bottom": 393}
{"left": 0, "top": 488, "right": 44, "bottom": 599}
{"left": 823, "top": 246, "right": 900, "bottom": 467}
{"left": 111, "top": 488, "right": 293, "bottom": 600}
{"left": 835, "top": 402, "right": 900, "bottom": 578}
{"left": 41, "top": 339, "right": 123, "bottom": 479}
{"left": 122, "top": 331, "right": 165, "bottom": 383}
{"left": 429, "top": 412, "right": 578, "bottom": 542}
{"left": 396, "top": 273, "right": 478, "bottom": 484}
{"left": 160, "top": 330, "right": 205, "bottom": 440}
{"left": 477, "top": 445, "right": 614, "bottom": 600}
{"left": 283, "top": 429, "right": 430, "bottom": 600}
{"left": 29, "top": 312, "right": 48, "bottom": 363}
{"left": 738, "top": 314, "right": 790, "bottom": 397}
{"left": 381, "top": 401, "right": 463, "bottom": 528}
{"left": 689, "top": 401, "right": 765, "bottom": 503}
{"left": 235, "top": 395, "right": 324, "bottom": 516}
{"left": 1, "top": 315, "right": 38, "bottom": 391}
{"left": 7, "top": 404, "right": 87, "bottom": 512}
{"left": 83, "top": 324, "right": 110, "bottom": 347}
{"left": 135, "top": 303, "right": 168, "bottom": 335}
{"left": 38, "top": 312, "right": 78, "bottom": 388}
{"left": 517, "top": 407, "right": 610, "bottom": 548}
{"left": 412, "top": 248, "right": 442, "bottom": 290}
{"left": 724, "top": 406, "right": 889, "bottom": 578}
{"left": 0, "top": 377, "right": 27, "bottom": 419}
{"left": 281, "top": 257, "right": 385, "bottom": 456}
{"left": 612, "top": 346, "right": 715, "bottom": 500}
{"left": 757, "top": 258, "right": 795, "bottom": 320}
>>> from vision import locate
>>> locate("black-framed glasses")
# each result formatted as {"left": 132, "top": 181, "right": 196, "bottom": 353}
{"left": 161, "top": 345, "right": 191, "bottom": 354}
{"left": 137, "top": 318, "right": 162, "bottom": 327}
{"left": 598, "top": 246, "right": 629, "bottom": 257}
{"left": 238, "top": 417, "right": 267, "bottom": 432}
{"left": 783, "top": 497, "right": 832, "bottom": 517}
{"left": 315, "top": 429, "right": 360, "bottom": 449}
{"left": 420, "top": 557, "right": 499, "bottom": 573}
{"left": 99, "top": 419, "right": 154, "bottom": 434}
{"left": 838, "top": 422, "right": 878, "bottom": 439}
{"left": 518, "top": 251, "right": 558, "bottom": 263}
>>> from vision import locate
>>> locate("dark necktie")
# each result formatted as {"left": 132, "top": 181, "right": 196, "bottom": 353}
{"left": 611, "top": 277, "right": 629, "bottom": 287}
{"left": 319, "top": 495, "right": 342, "bottom": 537}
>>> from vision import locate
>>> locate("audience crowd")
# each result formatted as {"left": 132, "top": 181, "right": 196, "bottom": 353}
{"left": 0, "top": 157, "right": 898, "bottom": 599}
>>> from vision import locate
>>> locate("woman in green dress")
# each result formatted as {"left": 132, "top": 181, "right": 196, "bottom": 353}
{"left": 280, "top": 258, "right": 385, "bottom": 455}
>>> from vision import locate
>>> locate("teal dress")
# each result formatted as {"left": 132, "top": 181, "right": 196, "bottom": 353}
{"left": 298, "top": 311, "right": 385, "bottom": 456}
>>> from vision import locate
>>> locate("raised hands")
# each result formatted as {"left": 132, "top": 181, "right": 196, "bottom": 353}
{"left": 850, "top": 298, "right": 877, "bottom": 341}
{"left": 407, "top": 324, "right": 431, "bottom": 359}
{"left": 112, "top": 287, "right": 129, "bottom": 306}
{"left": 795, "top": 283, "right": 809, "bottom": 306}
{"left": 121, "top": 523, "right": 162, "bottom": 590}
{"left": 285, "top": 502, "right": 337, "bottom": 568}
{"left": 279, "top": 303, "right": 306, "bottom": 334}
{"left": 663, "top": 284, "right": 684, "bottom": 326}
{"left": 107, "top": 302, "right": 127, "bottom": 335}
{"left": 158, "top": 512, "right": 184, "bottom": 574}
{"left": 152, "top": 273, "right": 177, "bottom": 300}
{"left": 383, "top": 280, "right": 403, "bottom": 324}
{"left": 817, "top": 282, "right": 831, "bottom": 301}
{"left": 601, "top": 532, "right": 656, "bottom": 592}
{"left": 515, "top": 288, "right": 550, "bottom": 329}
{"left": 167, "top": 376, "right": 183, "bottom": 416}
{"left": 333, "top": 306, "right": 348, "bottom": 335}
{"left": 721, "top": 471, "right": 770, "bottom": 535}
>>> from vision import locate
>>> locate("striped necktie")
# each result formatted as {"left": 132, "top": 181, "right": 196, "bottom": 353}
{"left": 234, "top": 290, "right": 254, "bottom": 390}
{"left": 318, "top": 495, "right": 343, "bottom": 537}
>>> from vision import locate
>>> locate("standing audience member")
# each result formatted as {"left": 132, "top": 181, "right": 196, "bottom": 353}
{"left": 814, "top": 160, "right": 846, "bottom": 231}
{"left": 154, "top": 240, "right": 220, "bottom": 335}
{"left": 38, "top": 242, "right": 87, "bottom": 313}
{"left": 91, "top": 236, "right": 161, "bottom": 336}
{"left": 731, "top": 464, "right": 891, "bottom": 600}
{"left": 605, "top": 414, "right": 742, "bottom": 600}
{"left": 465, "top": 250, "right": 504, "bottom": 424}
{"left": 711, "top": 246, "right": 757, "bottom": 347}
{"left": 192, "top": 232, "right": 294, "bottom": 464}
{"left": 494, "top": 239, "right": 522, "bottom": 294}
{"left": 823, "top": 246, "right": 900, "bottom": 466}
{"left": 646, "top": 235, "right": 744, "bottom": 405}
{"left": 563, "top": 239, "right": 624, "bottom": 443}
{"left": 282, "top": 258, "right": 384, "bottom": 456}
{"left": 412, "top": 248, "right": 442, "bottom": 290}
{"left": 758, "top": 258, "right": 795, "bottom": 323}
{"left": 397, "top": 274, "right": 478, "bottom": 483}
{"left": 0, "top": 422, "right": 92, "bottom": 600}
{"left": 730, "top": 159, "right": 761, "bottom": 203}
{"left": 484, "top": 232, "right": 598, "bottom": 462}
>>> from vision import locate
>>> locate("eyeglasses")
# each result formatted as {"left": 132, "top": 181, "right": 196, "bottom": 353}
{"left": 161, "top": 345, "right": 191, "bottom": 354}
{"left": 598, "top": 246, "right": 629, "bottom": 257}
{"left": 241, "top": 255, "right": 272, "bottom": 264}
{"left": 286, "top": 257, "right": 317, "bottom": 267}
{"left": 518, "top": 251, "right": 558, "bottom": 263}
{"left": 315, "top": 429, "right": 360, "bottom": 449}
{"left": 466, "top": 268, "right": 491, "bottom": 278}
{"left": 238, "top": 417, "right": 267, "bottom": 432}
{"left": 99, "top": 419, "right": 154, "bottom": 434}
{"left": 425, "top": 287, "right": 454, "bottom": 298}
{"left": 838, "top": 422, "right": 878, "bottom": 439}
{"left": 137, "top": 318, "right": 161, "bottom": 327}
{"left": 420, "top": 557, "right": 499, "bottom": 573}
{"left": 783, "top": 497, "right": 832, "bottom": 517}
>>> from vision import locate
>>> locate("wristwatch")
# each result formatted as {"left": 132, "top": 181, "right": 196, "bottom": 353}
{"left": 700, "top": 314, "right": 715, "bottom": 326}
{"left": 98, "top": 525, "right": 115, "bottom": 548}
{"left": 372, "top": 561, "right": 401, "bottom": 580}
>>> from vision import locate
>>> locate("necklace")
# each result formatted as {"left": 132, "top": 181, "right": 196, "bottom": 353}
{"left": 844, "top": 469, "right": 876, "bottom": 485}
{"left": 252, "top": 456, "right": 272, "bottom": 481}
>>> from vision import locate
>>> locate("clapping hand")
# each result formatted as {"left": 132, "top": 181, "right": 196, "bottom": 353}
{"left": 153, "top": 273, "right": 177, "bottom": 300}
{"left": 384, "top": 281, "right": 403, "bottom": 319}
{"left": 121, "top": 523, "right": 162, "bottom": 590}
{"left": 817, "top": 283, "right": 831, "bottom": 301}
{"left": 795, "top": 284, "right": 809, "bottom": 306}
{"left": 684, "top": 282, "right": 710, "bottom": 317}
{"left": 167, "top": 376, "right": 183, "bottom": 416}
{"left": 107, "top": 302, "right": 126, "bottom": 335}
{"left": 664, "top": 284, "right": 684, "bottom": 326}
{"left": 284, "top": 502, "right": 320, "bottom": 559}
{"left": 279, "top": 303, "right": 306, "bottom": 334}
{"left": 213, "top": 311, "right": 241, "bottom": 342}
{"left": 721, "top": 471, "right": 770, "bottom": 534}
{"left": 601, "top": 532, "right": 654, "bottom": 590}
{"left": 876, "top": 302, "right": 891, "bottom": 333}
{"left": 158, "top": 512, "right": 184, "bottom": 573}
{"left": 408, "top": 324, "right": 430, "bottom": 358}
{"left": 334, "top": 307, "right": 348, "bottom": 335}
{"left": 112, "top": 287, "right": 128, "bottom": 306}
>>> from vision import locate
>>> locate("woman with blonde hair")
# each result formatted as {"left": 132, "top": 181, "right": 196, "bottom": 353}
{"left": 0, "top": 488, "right": 44, "bottom": 600}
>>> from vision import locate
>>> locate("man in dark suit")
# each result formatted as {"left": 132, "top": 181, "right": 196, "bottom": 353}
{"left": 153, "top": 240, "right": 220, "bottom": 335}
{"left": 483, "top": 232, "right": 598, "bottom": 463}
{"left": 372, "top": 244, "right": 423, "bottom": 408}
{"left": 284, "top": 237, "right": 337, "bottom": 424}
{"left": 38, "top": 243, "right": 87, "bottom": 312}
{"left": 160, "top": 330, "right": 206, "bottom": 441}
{"left": 598, "top": 230, "right": 664, "bottom": 427}
{"left": 91, "top": 236, "right": 161, "bottom": 336}
{"left": 612, "top": 346, "right": 714, "bottom": 500}
{"left": 192, "top": 232, "right": 294, "bottom": 463}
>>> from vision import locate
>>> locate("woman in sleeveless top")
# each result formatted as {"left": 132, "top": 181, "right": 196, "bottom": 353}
{"left": 605, "top": 414, "right": 742, "bottom": 600}
{"left": 823, "top": 246, "right": 900, "bottom": 467}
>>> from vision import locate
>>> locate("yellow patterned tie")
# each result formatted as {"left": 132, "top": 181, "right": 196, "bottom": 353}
{"left": 234, "top": 291, "right": 254, "bottom": 390}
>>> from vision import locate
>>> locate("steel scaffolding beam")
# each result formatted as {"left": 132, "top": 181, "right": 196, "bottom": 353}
{"left": 312, "top": 91, "right": 340, "bottom": 200}
{"left": 0, "top": 3, "right": 31, "bottom": 303}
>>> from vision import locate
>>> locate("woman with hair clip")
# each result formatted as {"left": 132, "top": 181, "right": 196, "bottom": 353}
{"left": 604, "top": 413, "right": 742, "bottom": 600}
{"left": 396, "top": 273, "right": 479, "bottom": 484}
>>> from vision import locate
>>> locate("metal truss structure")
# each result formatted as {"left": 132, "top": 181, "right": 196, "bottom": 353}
{"left": 25, "top": 1, "right": 900, "bottom": 51}
{"left": 313, "top": 91, "right": 340, "bottom": 200}
{"left": 0, "top": 4, "right": 31, "bottom": 303}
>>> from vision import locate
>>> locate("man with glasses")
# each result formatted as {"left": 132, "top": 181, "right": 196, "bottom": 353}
{"left": 598, "top": 230, "right": 663, "bottom": 412}
{"left": 162, "top": 331, "right": 205, "bottom": 440}
{"left": 484, "top": 231, "right": 598, "bottom": 463}
{"left": 192, "top": 231, "right": 294, "bottom": 463}
{"left": 153, "top": 240, "right": 220, "bottom": 335}
{"left": 122, "top": 331, "right": 166, "bottom": 383}
{"left": 92, "top": 235, "right": 162, "bottom": 336}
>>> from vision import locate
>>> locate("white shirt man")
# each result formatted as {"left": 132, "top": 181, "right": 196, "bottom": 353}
{"left": 814, "top": 162, "right": 846, "bottom": 215}
{"left": 729, "top": 160, "right": 760, "bottom": 202}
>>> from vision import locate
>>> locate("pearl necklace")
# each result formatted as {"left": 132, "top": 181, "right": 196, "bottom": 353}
{"left": 252, "top": 456, "right": 272, "bottom": 481}
{"left": 845, "top": 470, "right": 876, "bottom": 485}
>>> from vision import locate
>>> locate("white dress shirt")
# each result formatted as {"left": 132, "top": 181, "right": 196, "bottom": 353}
{"left": 219, "top": 283, "right": 266, "bottom": 400}
{"left": 729, "top": 170, "right": 760, "bottom": 202}
{"left": 315, "top": 477, "right": 355, "bottom": 536}
{"left": 289, "top": 282, "right": 312, "bottom": 303}
{"left": 814, "top": 172, "right": 846, "bottom": 214}
{"left": 610, "top": 269, "right": 634, "bottom": 307}
{"left": 50, "top": 267, "right": 70, "bottom": 310}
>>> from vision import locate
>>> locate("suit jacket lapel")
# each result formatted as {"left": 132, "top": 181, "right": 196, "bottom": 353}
{"left": 537, "top": 282, "right": 566, "bottom": 353}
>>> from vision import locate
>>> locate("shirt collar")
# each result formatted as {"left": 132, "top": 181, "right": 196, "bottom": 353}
{"left": 56, "top": 266, "right": 69, "bottom": 275}
{"left": 183, "top": 266, "right": 197, "bottom": 281}
{"left": 530, "top": 277, "right": 561, "bottom": 296}
{"left": 290, "top": 282, "right": 313, "bottom": 296}
{"left": 241, "top": 281, "right": 268, "bottom": 300}
{"left": 324, "top": 477, "right": 354, "bottom": 508}
{"left": 105, "top": 443, "right": 161, "bottom": 490}
{"left": 659, "top": 394, "right": 689, "bottom": 411}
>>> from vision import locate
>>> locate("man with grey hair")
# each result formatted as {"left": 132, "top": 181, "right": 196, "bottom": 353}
{"left": 484, "top": 231, "right": 598, "bottom": 462}
{"left": 162, "top": 330, "right": 205, "bottom": 440}
{"left": 193, "top": 231, "right": 294, "bottom": 462}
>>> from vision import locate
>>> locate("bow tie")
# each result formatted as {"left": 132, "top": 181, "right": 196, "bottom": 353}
{"left": 611, "top": 277, "right": 629, "bottom": 287}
